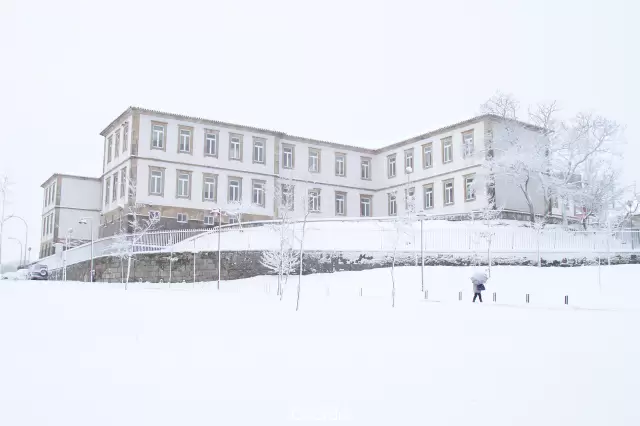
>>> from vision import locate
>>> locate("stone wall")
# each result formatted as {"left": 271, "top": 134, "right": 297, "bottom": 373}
{"left": 49, "top": 250, "right": 640, "bottom": 283}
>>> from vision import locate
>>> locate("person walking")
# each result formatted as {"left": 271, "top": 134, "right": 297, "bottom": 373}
{"left": 471, "top": 270, "right": 488, "bottom": 303}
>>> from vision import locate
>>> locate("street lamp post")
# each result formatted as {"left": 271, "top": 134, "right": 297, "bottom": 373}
{"left": 416, "top": 211, "right": 427, "bottom": 292}
{"left": 63, "top": 228, "right": 73, "bottom": 281}
{"left": 211, "top": 208, "right": 222, "bottom": 290}
{"left": 1, "top": 214, "right": 28, "bottom": 268}
{"left": 79, "top": 218, "right": 94, "bottom": 282}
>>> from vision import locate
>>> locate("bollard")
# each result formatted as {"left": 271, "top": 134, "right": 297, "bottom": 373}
{"left": 493, "top": 292, "right": 496, "bottom": 303}
{"left": 459, "top": 291, "right": 462, "bottom": 301}
{"left": 360, "top": 288, "right": 363, "bottom": 297}
{"left": 424, "top": 290, "right": 428, "bottom": 300}
{"left": 526, "top": 294, "right": 530, "bottom": 304}
{"left": 564, "top": 295, "right": 568, "bottom": 305}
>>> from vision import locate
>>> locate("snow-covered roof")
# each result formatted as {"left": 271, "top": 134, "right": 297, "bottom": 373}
{"left": 40, "top": 173, "right": 101, "bottom": 188}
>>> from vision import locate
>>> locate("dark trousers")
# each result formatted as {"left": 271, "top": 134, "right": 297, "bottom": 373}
{"left": 473, "top": 292, "right": 483, "bottom": 303}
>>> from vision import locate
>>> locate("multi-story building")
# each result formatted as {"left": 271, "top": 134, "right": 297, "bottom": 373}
{"left": 96, "top": 107, "right": 566, "bottom": 237}
{"left": 39, "top": 174, "right": 101, "bottom": 258}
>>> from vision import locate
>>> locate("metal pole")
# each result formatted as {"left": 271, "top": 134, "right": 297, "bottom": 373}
{"left": 420, "top": 219, "right": 424, "bottom": 292}
{"left": 217, "top": 210, "right": 222, "bottom": 290}
{"left": 90, "top": 221, "right": 94, "bottom": 282}
{"left": 193, "top": 239, "right": 196, "bottom": 287}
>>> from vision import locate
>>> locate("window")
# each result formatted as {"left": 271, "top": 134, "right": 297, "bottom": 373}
{"left": 149, "top": 167, "right": 164, "bottom": 196}
{"left": 228, "top": 178, "right": 242, "bottom": 203}
{"left": 42, "top": 217, "right": 46, "bottom": 237}
{"left": 464, "top": 175, "right": 476, "bottom": 201}
{"left": 422, "top": 143, "right": 433, "bottom": 168}
{"left": 203, "top": 174, "right": 217, "bottom": 201}
{"left": 308, "top": 189, "right": 321, "bottom": 212}
{"left": 252, "top": 180, "right": 265, "bottom": 206}
{"left": 204, "top": 215, "right": 215, "bottom": 226}
{"left": 112, "top": 172, "right": 118, "bottom": 201}
{"left": 149, "top": 210, "right": 160, "bottom": 221}
{"left": 253, "top": 138, "right": 265, "bottom": 164}
{"left": 443, "top": 179, "right": 454, "bottom": 205}
{"left": 114, "top": 131, "right": 120, "bottom": 157}
{"left": 360, "top": 195, "right": 372, "bottom": 217}
{"left": 178, "top": 127, "right": 192, "bottom": 153}
{"left": 281, "top": 184, "right": 294, "bottom": 209}
{"left": 405, "top": 187, "right": 415, "bottom": 211}
{"left": 388, "top": 193, "right": 397, "bottom": 216}
{"left": 404, "top": 148, "right": 414, "bottom": 173}
{"left": 123, "top": 123, "right": 129, "bottom": 152}
{"left": 151, "top": 122, "right": 166, "bottom": 150}
{"left": 282, "top": 144, "right": 294, "bottom": 169}
{"left": 50, "top": 183, "right": 56, "bottom": 205}
{"left": 387, "top": 154, "right": 397, "bottom": 178}
{"left": 423, "top": 184, "right": 434, "bottom": 209}
{"left": 442, "top": 137, "right": 453, "bottom": 163}
{"left": 462, "top": 130, "right": 474, "bottom": 157}
{"left": 308, "top": 149, "right": 320, "bottom": 173}
{"left": 120, "top": 168, "right": 126, "bottom": 198}
{"left": 204, "top": 130, "right": 219, "bottom": 157}
{"left": 176, "top": 171, "right": 191, "bottom": 198}
{"left": 177, "top": 213, "right": 188, "bottom": 223}
{"left": 552, "top": 197, "right": 559, "bottom": 209}
{"left": 107, "top": 136, "right": 113, "bottom": 162}
{"left": 361, "top": 157, "right": 371, "bottom": 180}
{"left": 335, "top": 153, "right": 346, "bottom": 177}
{"left": 104, "top": 177, "right": 111, "bottom": 206}
{"left": 229, "top": 134, "right": 243, "bottom": 160}
{"left": 335, "top": 192, "right": 346, "bottom": 215}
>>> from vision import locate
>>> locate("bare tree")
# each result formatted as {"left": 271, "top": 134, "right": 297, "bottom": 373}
{"left": 294, "top": 182, "right": 315, "bottom": 311}
{"left": 389, "top": 170, "right": 416, "bottom": 307}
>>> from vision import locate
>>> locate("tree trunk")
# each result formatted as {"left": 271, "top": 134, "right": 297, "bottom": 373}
{"left": 296, "top": 218, "right": 308, "bottom": 311}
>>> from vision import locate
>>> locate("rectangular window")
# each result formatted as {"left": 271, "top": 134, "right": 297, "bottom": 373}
{"left": 228, "top": 178, "right": 242, "bottom": 203}
{"left": 360, "top": 195, "right": 372, "bottom": 217}
{"left": 149, "top": 210, "right": 160, "bottom": 221}
{"left": 151, "top": 122, "right": 166, "bottom": 150}
{"left": 114, "top": 131, "right": 120, "bottom": 157}
{"left": 42, "top": 217, "right": 46, "bottom": 237}
{"left": 178, "top": 127, "right": 192, "bottom": 153}
{"left": 50, "top": 183, "right": 56, "bottom": 205}
{"left": 465, "top": 175, "right": 476, "bottom": 201}
{"left": 204, "top": 130, "right": 219, "bottom": 157}
{"left": 176, "top": 171, "right": 191, "bottom": 198}
{"left": 112, "top": 172, "right": 118, "bottom": 201}
{"left": 282, "top": 144, "right": 294, "bottom": 169}
{"left": 149, "top": 168, "right": 164, "bottom": 195}
{"left": 404, "top": 148, "right": 414, "bottom": 173}
{"left": 104, "top": 177, "right": 111, "bottom": 206}
{"left": 308, "top": 149, "right": 320, "bottom": 173}
{"left": 442, "top": 137, "right": 453, "bottom": 163}
{"left": 107, "top": 136, "right": 113, "bottom": 162}
{"left": 123, "top": 123, "right": 129, "bottom": 152}
{"left": 405, "top": 187, "right": 415, "bottom": 211}
{"left": 462, "top": 130, "right": 474, "bottom": 157}
{"left": 423, "top": 184, "right": 434, "bottom": 209}
{"left": 253, "top": 138, "right": 265, "bottom": 164}
{"left": 252, "top": 180, "right": 265, "bottom": 206}
{"left": 120, "top": 167, "right": 126, "bottom": 198}
{"left": 387, "top": 154, "right": 397, "bottom": 178}
{"left": 281, "top": 184, "right": 294, "bottom": 209}
{"left": 204, "top": 215, "right": 215, "bottom": 226}
{"left": 388, "top": 193, "right": 397, "bottom": 216}
{"left": 177, "top": 213, "right": 188, "bottom": 223}
{"left": 203, "top": 174, "right": 217, "bottom": 201}
{"left": 229, "top": 134, "right": 243, "bottom": 160}
{"left": 335, "top": 153, "right": 346, "bottom": 177}
{"left": 422, "top": 143, "right": 433, "bottom": 168}
{"left": 552, "top": 197, "right": 559, "bottom": 209}
{"left": 443, "top": 179, "right": 454, "bottom": 205}
{"left": 361, "top": 157, "right": 371, "bottom": 180}
{"left": 335, "top": 192, "right": 346, "bottom": 215}
{"left": 308, "top": 189, "right": 321, "bottom": 212}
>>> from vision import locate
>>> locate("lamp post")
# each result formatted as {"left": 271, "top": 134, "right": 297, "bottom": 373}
{"left": 416, "top": 211, "right": 427, "bottom": 292}
{"left": 211, "top": 208, "right": 222, "bottom": 290}
{"left": 63, "top": 228, "right": 73, "bottom": 281}
{"left": 4, "top": 215, "right": 28, "bottom": 266}
{"left": 79, "top": 218, "right": 94, "bottom": 282}
{"left": 8, "top": 237, "right": 23, "bottom": 266}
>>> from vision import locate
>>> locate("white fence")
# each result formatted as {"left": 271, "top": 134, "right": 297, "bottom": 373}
{"left": 35, "top": 217, "right": 640, "bottom": 271}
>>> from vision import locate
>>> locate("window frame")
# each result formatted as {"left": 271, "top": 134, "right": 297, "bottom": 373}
{"left": 112, "top": 172, "right": 118, "bottom": 202}
{"left": 404, "top": 148, "right": 414, "bottom": 173}
{"left": 228, "top": 177, "right": 243, "bottom": 203}
{"left": 387, "top": 154, "right": 397, "bottom": 178}
{"left": 114, "top": 130, "right": 120, "bottom": 157}
{"left": 149, "top": 210, "right": 160, "bottom": 221}
{"left": 308, "top": 188, "right": 321, "bottom": 212}
{"left": 150, "top": 121, "right": 167, "bottom": 151}
{"left": 104, "top": 177, "right": 111, "bottom": 206}
{"left": 388, "top": 192, "right": 397, "bottom": 216}
{"left": 308, "top": 148, "right": 321, "bottom": 173}
{"left": 405, "top": 186, "right": 415, "bottom": 211}
{"left": 176, "top": 212, "right": 188, "bottom": 223}
{"left": 464, "top": 174, "right": 476, "bottom": 201}
{"left": 178, "top": 125, "right": 194, "bottom": 154}
{"left": 360, "top": 194, "right": 372, "bottom": 217}
{"left": 335, "top": 191, "right": 346, "bottom": 216}
{"left": 335, "top": 152, "right": 346, "bottom": 177}
{"left": 252, "top": 179, "right": 266, "bottom": 207}
{"left": 253, "top": 137, "right": 266, "bottom": 164}
{"left": 443, "top": 178, "right": 455, "bottom": 205}
{"left": 202, "top": 173, "right": 218, "bottom": 202}
{"left": 120, "top": 167, "right": 126, "bottom": 198}
{"left": 148, "top": 166, "right": 165, "bottom": 196}
{"left": 360, "top": 156, "right": 371, "bottom": 180}
{"left": 282, "top": 144, "right": 295, "bottom": 169}
{"left": 176, "top": 170, "right": 192, "bottom": 199}
{"left": 122, "top": 123, "right": 129, "bottom": 152}
{"left": 422, "top": 143, "right": 433, "bottom": 169}
{"left": 462, "top": 130, "right": 475, "bottom": 158}
{"left": 229, "top": 133, "right": 243, "bottom": 161}
{"left": 281, "top": 183, "right": 295, "bottom": 210}
{"left": 204, "top": 129, "right": 219, "bottom": 157}
{"left": 442, "top": 137, "right": 453, "bottom": 164}
{"left": 204, "top": 215, "right": 215, "bottom": 226}
{"left": 423, "top": 183, "right": 434, "bottom": 209}
{"left": 107, "top": 136, "right": 113, "bottom": 163}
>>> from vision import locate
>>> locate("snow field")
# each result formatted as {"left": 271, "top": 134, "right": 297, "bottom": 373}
{"left": 0, "top": 265, "right": 639, "bottom": 425}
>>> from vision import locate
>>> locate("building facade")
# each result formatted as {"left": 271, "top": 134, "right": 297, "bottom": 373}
{"left": 39, "top": 174, "right": 101, "bottom": 258}
{"left": 96, "top": 107, "right": 569, "bottom": 238}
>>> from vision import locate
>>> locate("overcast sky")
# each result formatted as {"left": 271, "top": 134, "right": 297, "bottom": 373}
{"left": 1, "top": 0, "right": 638, "bottom": 263}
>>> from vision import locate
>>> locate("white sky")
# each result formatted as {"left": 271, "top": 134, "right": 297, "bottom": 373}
{"left": 1, "top": 0, "right": 638, "bottom": 263}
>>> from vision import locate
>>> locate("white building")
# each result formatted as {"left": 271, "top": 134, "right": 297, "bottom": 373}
{"left": 96, "top": 107, "right": 573, "bottom": 237}
{"left": 39, "top": 174, "right": 101, "bottom": 258}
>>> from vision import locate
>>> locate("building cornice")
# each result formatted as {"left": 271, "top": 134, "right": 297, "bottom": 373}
{"left": 40, "top": 173, "right": 101, "bottom": 188}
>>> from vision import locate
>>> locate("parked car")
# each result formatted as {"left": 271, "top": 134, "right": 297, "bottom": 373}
{"left": 27, "top": 264, "right": 49, "bottom": 280}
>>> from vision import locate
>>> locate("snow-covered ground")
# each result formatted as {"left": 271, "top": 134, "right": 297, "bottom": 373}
{"left": 1, "top": 265, "right": 639, "bottom": 425}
